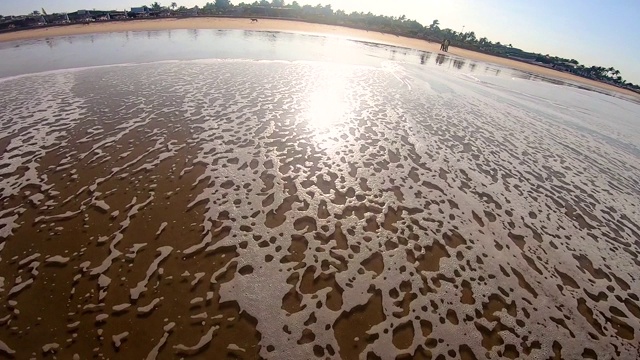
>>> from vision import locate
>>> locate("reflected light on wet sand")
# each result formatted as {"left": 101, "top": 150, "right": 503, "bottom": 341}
{"left": 305, "top": 70, "right": 352, "bottom": 147}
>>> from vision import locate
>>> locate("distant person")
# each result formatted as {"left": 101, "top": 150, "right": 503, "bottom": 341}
{"left": 440, "top": 39, "right": 446, "bottom": 52}
{"left": 444, "top": 39, "right": 450, "bottom": 52}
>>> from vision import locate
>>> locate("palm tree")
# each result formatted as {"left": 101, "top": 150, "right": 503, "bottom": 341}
{"left": 171, "top": 2, "right": 177, "bottom": 10}
{"left": 150, "top": 2, "right": 162, "bottom": 11}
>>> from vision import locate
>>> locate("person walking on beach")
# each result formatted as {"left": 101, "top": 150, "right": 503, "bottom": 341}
{"left": 440, "top": 39, "right": 446, "bottom": 51}
{"left": 444, "top": 39, "right": 450, "bottom": 52}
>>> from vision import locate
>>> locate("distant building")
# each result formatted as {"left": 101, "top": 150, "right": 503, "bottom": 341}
{"left": 554, "top": 62, "right": 577, "bottom": 72}
{"left": 0, "top": 15, "right": 18, "bottom": 22}
{"left": 131, "top": 7, "right": 149, "bottom": 15}
{"left": 109, "top": 11, "right": 128, "bottom": 20}
{"left": 29, "top": 15, "right": 47, "bottom": 25}
{"left": 45, "top": 13, "right": 70, "bottom": 24}
{"left": 0, "top": 16, "right": 45, "bottom": 30}
{"left": 69, "top": 10, "right": 94, "bottom": 22}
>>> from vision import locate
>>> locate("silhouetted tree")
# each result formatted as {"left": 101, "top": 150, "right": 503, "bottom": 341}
{"left": 468, "top": 32, "right": 477, "bottom": 43}
{"left": 323, "top": 4, "right": 333, "bottom": 15}
{"left": 215, "top": 0, "right": 232, "bottom": 10}
{"left": 429, "top": 19, "right": 439, "bottom": 31}
{"left": 202, "top": 2, "right": 215, "bottom": 13}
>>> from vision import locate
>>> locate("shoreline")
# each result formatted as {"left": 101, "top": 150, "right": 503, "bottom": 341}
{"left": 1, "top": 17, "right": 638, "bottom": 99}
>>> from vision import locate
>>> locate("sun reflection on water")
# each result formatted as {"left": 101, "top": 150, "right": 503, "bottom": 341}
{"left": 304, "top": 69, "right": 353, "bottom": 150}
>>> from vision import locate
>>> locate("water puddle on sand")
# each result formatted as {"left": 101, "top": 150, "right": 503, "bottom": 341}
{"left": 0, "top": 59, "right": 639, "bottom": 359}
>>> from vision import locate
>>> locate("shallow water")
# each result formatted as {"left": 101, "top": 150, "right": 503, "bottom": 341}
{"left": 0, "top": 29, "right": 574, "bottom": 81}
{"left": 0, "top": 30, "right": 639, "bottom": 359}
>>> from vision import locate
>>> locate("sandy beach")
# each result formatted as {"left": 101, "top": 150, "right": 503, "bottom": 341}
{"left": 1, "top": 21, "right": 639, "bottom": 359}
{"left": 0, "top": 17, "right": 637, "bottom": 98}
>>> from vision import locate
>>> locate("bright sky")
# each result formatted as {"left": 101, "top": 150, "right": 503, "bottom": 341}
{"left": 2, "top": 0, "right": 639, "bottom": 83}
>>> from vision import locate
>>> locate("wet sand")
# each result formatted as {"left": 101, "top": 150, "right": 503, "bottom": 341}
{"left": 0, "top": 56, "right": 639, "bottom": 359}
{"left": 0, "top": 17, "right": 637, "bottom": 99}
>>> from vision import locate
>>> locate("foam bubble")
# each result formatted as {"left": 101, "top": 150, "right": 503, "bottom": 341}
{"left": 45, "top": 255, "right": 70, "bottom": 264}
{"left": 174, "top": 326, "right": 218, "bottom": 354}
{"left": 0, "top": 340, "right": 15, "bottom": 355}
{"left": 42, "top": 343, "right": 59, "bottom": 353}
{"left": 112, "top": 331, "right": 129, "bottom": 349}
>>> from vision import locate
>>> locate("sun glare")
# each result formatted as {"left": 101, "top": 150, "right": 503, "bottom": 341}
{"left": 305, "top": 75, "right": 350, "bottom": 130}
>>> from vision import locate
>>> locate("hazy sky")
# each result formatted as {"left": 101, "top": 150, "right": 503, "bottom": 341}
{"left": 2, "top": 0, "right": 639, "bottom": 83}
